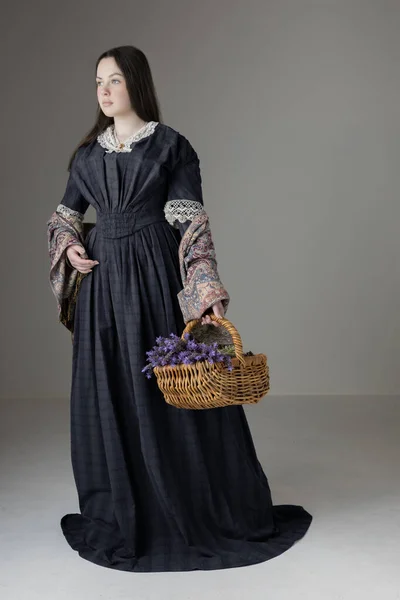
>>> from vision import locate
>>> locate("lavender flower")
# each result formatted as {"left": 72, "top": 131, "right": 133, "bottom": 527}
{"left": 142, "top": 332, "right": 233, "bottom": 378}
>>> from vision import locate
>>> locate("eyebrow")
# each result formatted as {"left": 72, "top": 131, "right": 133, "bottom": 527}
{"left": 96, "top": 72, "right": 123, "bottom": 79}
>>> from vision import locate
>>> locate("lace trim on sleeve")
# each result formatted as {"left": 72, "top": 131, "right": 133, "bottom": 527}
{"left": 56, "top": 203, "right": 84, "bottom": 222}
{"left": 164, "top": 199, "right": 205, "bottom": 228}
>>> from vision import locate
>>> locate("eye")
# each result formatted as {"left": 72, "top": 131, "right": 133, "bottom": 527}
{"left": 96, "top": 79, "right": 121, "bottom": 86}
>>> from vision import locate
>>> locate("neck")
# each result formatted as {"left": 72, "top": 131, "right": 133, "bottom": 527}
{"left": 113, "top": 114, "right": 148, "bottom": 142}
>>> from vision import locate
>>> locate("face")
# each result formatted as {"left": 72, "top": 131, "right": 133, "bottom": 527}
{"left": 96, "top": 57, "right": 132, "bottom": 117}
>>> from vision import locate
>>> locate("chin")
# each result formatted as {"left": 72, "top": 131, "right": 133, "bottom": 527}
{"left": 98, "top": 104, "right": 113, "bottom": 114}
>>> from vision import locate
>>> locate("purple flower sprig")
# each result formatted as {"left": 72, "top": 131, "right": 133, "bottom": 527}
{"left": 142, "top": 332, "right": 233, "bottom": 379}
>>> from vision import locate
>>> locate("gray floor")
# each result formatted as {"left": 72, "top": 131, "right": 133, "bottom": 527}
{"left": 0, "top": 395, "right": 399, "bottom": 600}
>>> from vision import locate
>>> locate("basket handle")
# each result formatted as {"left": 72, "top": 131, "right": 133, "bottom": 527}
{"left": 182, "top": 314, "right": 246, "bottom": 366}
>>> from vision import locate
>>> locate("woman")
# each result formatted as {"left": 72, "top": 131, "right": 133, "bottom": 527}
{"left": 47, "top": 45, "right": 312, "bottom": 572}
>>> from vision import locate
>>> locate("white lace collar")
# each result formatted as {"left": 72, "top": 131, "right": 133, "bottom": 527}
{"left": 97, "top": 121, "right": 159, "bottom": 153}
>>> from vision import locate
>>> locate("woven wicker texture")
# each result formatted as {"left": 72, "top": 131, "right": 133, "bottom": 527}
{"left": 154, "top": 315, "right": 270, "bottom": 409}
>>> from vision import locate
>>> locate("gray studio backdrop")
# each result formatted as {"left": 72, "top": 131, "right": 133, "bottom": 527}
{"left": 1, "top": 0, "right": 399, "bottom": 399}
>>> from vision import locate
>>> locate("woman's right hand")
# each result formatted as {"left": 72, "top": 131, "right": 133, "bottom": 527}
{"left": 66, "top": 244, "right": 99, "bottom": 274}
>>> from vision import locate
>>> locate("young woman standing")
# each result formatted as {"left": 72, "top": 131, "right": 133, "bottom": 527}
{"left": 47, "top": 45, "right": 312, "bottom": 572}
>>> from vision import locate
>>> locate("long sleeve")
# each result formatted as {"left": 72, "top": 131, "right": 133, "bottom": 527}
{"left": 164, "top": 139, "right": 204, "bottom": 236}
{"left": 56, "top": 167, "right": 91, "bottom": 266}
{"left": 165, "top": 137, "right": 230, "bottom": 323}
{"left": 59, "top": 167, "right": 90, "bottom": 216}
{"left": 46, "top": 154, "right": 91, "bottom": 332}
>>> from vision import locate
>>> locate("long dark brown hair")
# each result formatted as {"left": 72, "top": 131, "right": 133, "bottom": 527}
{"left": 67, "top": 45, "right": 162, "bottom": 171}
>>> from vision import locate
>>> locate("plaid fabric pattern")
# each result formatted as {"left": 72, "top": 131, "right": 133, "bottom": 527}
{"left": 47, "top": 124, "right": 312, "bottom": 572}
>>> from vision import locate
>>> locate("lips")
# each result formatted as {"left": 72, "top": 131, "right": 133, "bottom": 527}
{"left": 102, "top": 102, "right": 113, "bottom": 106}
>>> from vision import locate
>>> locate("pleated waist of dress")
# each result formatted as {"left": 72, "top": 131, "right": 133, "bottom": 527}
{"left": 95, "top": 210, "right": 166, "bottom": 239}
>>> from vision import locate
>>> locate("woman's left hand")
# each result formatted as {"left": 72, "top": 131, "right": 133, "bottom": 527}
{"left": 200, "top": 301, "right": 225, "bottom": 327}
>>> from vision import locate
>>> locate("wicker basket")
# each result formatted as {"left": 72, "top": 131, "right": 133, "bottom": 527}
{"left": 153, "top": 315, "right": 270, "bottom": 409}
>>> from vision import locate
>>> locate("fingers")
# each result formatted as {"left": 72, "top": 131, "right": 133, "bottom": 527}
{"left": 201, "top": 315, "right": 212, "bottom": 325}
{"left": 211, "top": 301, "right": 225, "bottom": 326}
{"left": 200, "top": 312, "right": 224, "bottom": 327}
{"left": 79, "top": 258, "right": 99, "bottom": 266}
{"left": 68, "top": 255, "right": 99, "bottom": 273}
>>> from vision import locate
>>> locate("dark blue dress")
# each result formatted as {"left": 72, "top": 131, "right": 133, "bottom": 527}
{"left": 58, "top": 123, "right": 312, "bottom": 572}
